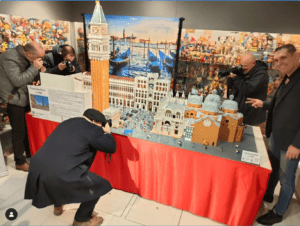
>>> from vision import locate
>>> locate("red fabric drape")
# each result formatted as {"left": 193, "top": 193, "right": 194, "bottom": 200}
{"left": 26, "top": 113, "right": 271, "bottom": 225}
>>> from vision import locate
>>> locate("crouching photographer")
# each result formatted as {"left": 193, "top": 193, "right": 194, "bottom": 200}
{"left": 43, "top": 44, "right": 82, "bottom": 76}
{"left": 223, "top": 53, "right": 269, "bottom": 126}
{"left": 25, "top": 108, "right": 116, "bottom": 226}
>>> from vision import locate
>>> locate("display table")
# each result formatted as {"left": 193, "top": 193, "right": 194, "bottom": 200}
{"left": 25, "top": 113, "right": 271, "bottom": 225}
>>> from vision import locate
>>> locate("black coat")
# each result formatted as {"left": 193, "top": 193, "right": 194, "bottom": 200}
{"left": 264, "top": 67, "right": 300, "bottom": 151}
{"left": 43, "top": 45, "right": 82, "bottom": 76}
{"left": 228, "top": 60, "right": 269, "bottom": 125}
{"left": 24, "top": 117, "right": 116, "bottom": 208}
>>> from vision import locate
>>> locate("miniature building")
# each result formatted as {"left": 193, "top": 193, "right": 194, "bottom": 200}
{"left": 184, "top": 118, "right": 195, "bottom": 141}
{"left": 151, "top": 91, "right": 187, "bottom": 138}
{"left": 134, "top": 73, "right": 170, "bottom": 112}
{"left": 190, "top": 92, "right": 245, "bottom": 146}
{"left": 218, "top": 95, "right": 244, "bottom": 142}
{"left": 88, "top": 1, "right": 110, "bottom": 112}
{"left": 109, "top": 75, "right": 135, "bottom": 107}
{"left": 103, "top": 107, "right": 121, "bottom": 128}
{"left": 83, "top": 72, "right": 92, "bottom": 91}
{"left": 151, "top": 88, "right": 244, "bottom": 145}
{"left": 185, "top": 88, "right": 203, "bottom": 119}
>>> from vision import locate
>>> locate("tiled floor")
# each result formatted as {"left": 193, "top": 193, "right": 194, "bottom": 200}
{"left": 0, "top": 154, "right": 299, "bottom": 226}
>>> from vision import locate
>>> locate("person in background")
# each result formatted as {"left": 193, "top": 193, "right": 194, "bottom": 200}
{"left": 43, "top": 44, "right": 81, "bottom": 75}
{"left": 227, "top": 52, "right": 269, "bottom": 126}
{"left": 246, "top": 44, "right": 300, "bottom": 225}
{"left": 25, "top": 109, "right": 116, "bottom": 226}
{"left": 0, "top": 42, "right": 45, "bottom": 172}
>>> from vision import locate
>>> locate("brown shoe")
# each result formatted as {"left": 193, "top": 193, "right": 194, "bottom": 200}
{"left": 73, "top": 215, "right": 103, "bottom": 226}
{"left": 16, "top": 163, "right": 29, "bottom": 172}
{"left": 54, "top": 205, "right": 64, "bottom": 216}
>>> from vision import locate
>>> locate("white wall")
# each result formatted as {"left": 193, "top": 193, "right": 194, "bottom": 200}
{"left": 1, "top": 1, "right": 299, "bottom": 35}
{"left": 69, "top": 1, "right": 300, "bottom": 34}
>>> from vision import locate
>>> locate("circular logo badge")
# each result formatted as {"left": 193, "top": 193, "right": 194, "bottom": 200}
{"left": 5, "top": 208, "right": 18, "bottom": 221}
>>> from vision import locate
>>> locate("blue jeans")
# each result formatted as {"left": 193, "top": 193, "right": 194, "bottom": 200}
{"left": 265, "top": 133, "right": 300, "bottom": 216}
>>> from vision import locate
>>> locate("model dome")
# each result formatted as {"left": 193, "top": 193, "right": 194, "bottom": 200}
{"left": 222, "top": 95, "right": 238, "bottom": 111}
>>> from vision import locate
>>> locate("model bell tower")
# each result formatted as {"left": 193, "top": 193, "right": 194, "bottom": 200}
{"left": 88, "top": 1, "right": 110, "bottom": 112}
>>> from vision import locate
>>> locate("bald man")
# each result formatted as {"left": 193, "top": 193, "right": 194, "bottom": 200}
{"left": 43, "top": 44, "right": 81, "bottom": 76}
{"left": 0, "top": 42, "right": 45, "bottom": 171}
{"left": 227, "top": 53, "right": 269, "bottom": 125}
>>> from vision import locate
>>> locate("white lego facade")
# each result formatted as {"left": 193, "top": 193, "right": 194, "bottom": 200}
{"left": 88, "top": 1, "right": 110, "bottom": 61}
{"left": 83, "top": 72, "right": 92, "bottom": 91}
{"left": 151, "top": 92, "right": 187, "bottom": 138}
{"left": 83, "top": 71, "right": 171, "bottom": 113}
{"left": 103, "top": 107, "right": 121, "bottom": 128}
{"left": 134, "top": 73, "right": 171, "bottom": 112}
{"left": 109, "top": 76, "right": 135, "bottom": 107}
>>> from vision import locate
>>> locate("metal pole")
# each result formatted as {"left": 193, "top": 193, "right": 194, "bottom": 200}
{"left": 82, "top": 13, "right": 90, "bottom": 72}
{"left": 173, "top": 17, "right": 185, "bottom": 97}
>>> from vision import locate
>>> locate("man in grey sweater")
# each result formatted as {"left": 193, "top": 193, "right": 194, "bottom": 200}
{"left": 0, "top": 42, "right": 45, "bottom": 171}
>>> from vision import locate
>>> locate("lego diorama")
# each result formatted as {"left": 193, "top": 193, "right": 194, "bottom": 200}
{"left": 84, "top": 2, "right": 258, "bottom": 162}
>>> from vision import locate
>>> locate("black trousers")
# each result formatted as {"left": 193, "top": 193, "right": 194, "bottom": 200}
{"left": 7, "top": 104, "right": 31, "bottom": 165}
{"left": 55, "top": 197, "right": 100, "bottom": 222}
{"left": 264, "top": 148, "right": 280, "bottom": 197}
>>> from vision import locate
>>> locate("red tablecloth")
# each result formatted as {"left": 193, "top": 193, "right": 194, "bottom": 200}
{"left": 26, "top": 113, "right": 271, "bottom": 225}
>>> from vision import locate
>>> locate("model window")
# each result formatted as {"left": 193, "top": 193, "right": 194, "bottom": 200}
{"left": 165, "top": 121, "right": 171, "bottom": 126}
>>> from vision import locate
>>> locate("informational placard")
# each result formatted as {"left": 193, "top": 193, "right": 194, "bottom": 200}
{"left": 28, "top": 85, "right": 90, "bottom": 122}
{"left": 0, "top": 143, "right": 8, "bottom": 178}
{"left": 241, "top": 150, "right": 260, "bottom": 165}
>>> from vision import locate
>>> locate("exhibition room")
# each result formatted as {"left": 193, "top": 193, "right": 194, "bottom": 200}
{"left": 0, "top": 1, "right": 300, "bottom": 225}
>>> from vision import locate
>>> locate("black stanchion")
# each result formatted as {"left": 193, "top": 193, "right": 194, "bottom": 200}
{"left": 82, "top": 14, "right": 90, "bottom": 72}
{"left": 173, "top": 17, "right": 185, "bottom": 97}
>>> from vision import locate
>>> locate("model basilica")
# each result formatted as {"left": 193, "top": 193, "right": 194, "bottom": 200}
{"left": 152, "top": 89, "right": 245, "bottom": 146}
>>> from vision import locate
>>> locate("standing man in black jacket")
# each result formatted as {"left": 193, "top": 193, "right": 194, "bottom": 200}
{"left": 25, "top": 109, "right": 116, "bottom": 226}
{"left": 43, "top": 44, "right": 82, "bottom": 76}
{"left": 246, "top": 44, "right": 300, "bottom": 225}
{"left": 227, "top": 53, "right": 269, "bottom": 125}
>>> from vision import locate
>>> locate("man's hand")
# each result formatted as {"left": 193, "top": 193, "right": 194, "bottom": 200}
{"left": 286, "top": 145, "right": 300, "bottom": 160}
{"left": 40, "top": 66, "right": 46, "bottom": 73}
{"left": 58, "top": 62, "right": 67, "bottom": 71}
{"left": 33, "top": 58, "right": 43, "bottom": 70}
{"left": 245, "top": 98, "right": 263, "bottom": 108}
{"left": 71, "top": 66, "right": 75, "bottom": 72}
{"left": 103, "top": 123, "right": 111, "bottom": 134}
{"left": 228, "top": 73, "right": 237, "bottom": 79}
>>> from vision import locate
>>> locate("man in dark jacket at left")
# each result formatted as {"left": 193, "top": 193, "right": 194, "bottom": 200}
{"left": 0, "top": 42, "right": 45, "bottom": 172}
{"left": 227, "top": 53, "right": 269, "bottom": 125}
{"left": 25, "top": 109, "right": 117, "bottom": 226}
{"left": 43, "top": 44, "right": 82, "bottom": 76}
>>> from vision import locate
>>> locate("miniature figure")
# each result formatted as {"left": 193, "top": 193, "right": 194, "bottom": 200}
{"left": 178, "top": 141, "right": 182, "bottom": 146}
{"left": 220, "top": 147, "right": 223, "bottom": 152}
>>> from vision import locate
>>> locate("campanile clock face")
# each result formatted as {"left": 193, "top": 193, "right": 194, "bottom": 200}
{"left": 203, "top": 119, "right": 211, "bottom": 127}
